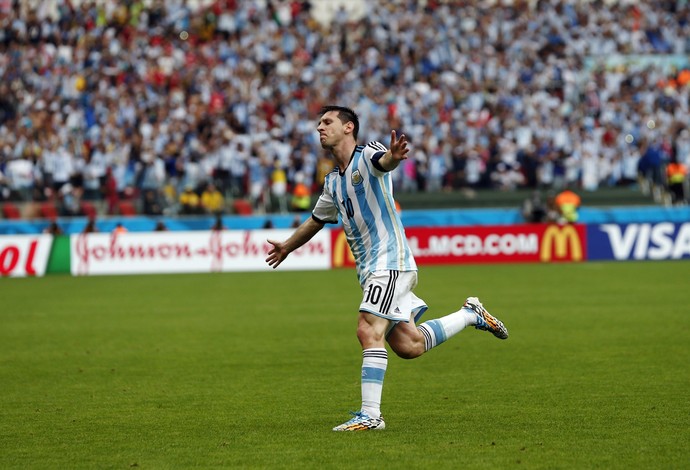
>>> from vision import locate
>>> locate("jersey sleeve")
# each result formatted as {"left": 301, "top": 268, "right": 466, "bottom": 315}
{"left": 364, "top": 141, "right": 389, "bottom": 177}
{"left": 311, "top": 177, "right": 339, "bottom": 224}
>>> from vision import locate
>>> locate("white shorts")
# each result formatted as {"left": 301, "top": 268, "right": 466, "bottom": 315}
{"left": 359, "top": 270, "right": 428, "bottom": 324}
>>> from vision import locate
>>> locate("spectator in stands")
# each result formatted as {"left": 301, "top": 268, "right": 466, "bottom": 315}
{"left": 103, "top": 168, "right": 120, "bottom": 216}
{"left": 82, "top": 218, "right": 98, "bottom": 234}
{"left": 179, "top": 184, "right": 201, "bottom": 215}
{"left": 82, "top": 152, "right": 103, "bottom": 202}
{"left": 521, "top": 191, "right": 547, "bottom": 224}
{"left": 142, "top": 189, "right": 164, "bottom": 216}
{"left": 50, "top": 143, "right": 76, "bottom": 194}
{"left": 83, "top": 143, "right": 109, "bottom": 201}
{"left": 228, "top": 140, "right": 250, "bottom": 198}
{"left": 638, "top": 138, "right": 668, "bottom": 203}
{"left": 200, "top": 182, "right": 225, "bottom": 215}
{"left": 291, "top": 179, "right": 312, "bottom": 212}
{"left": 270, "top": 159, "right": 288, "bottom": 213}
{"left": 0, "top": 166, "right": 6, "bottom": 197}
{"left": 136, "top": 154, "right": 166, "bottom": 213}
{"left": 247, "top": 148, "right": 269, "bottom": 213}
{"left": 666, "top": 154, "right": 688, "bottom": 205}
{"left": 544, "top": 192, "right": 562, "bottom": 224}
{"left": 4, "top": 156, "right": 34, "bottom": 201}
{"left": 43, "top": 220, "right": 64, "bottom": 235}
{"left": 211, "top": 213, "right": 226, "bottom": 231}
{"left": 59, "top": 184, "right": 83, "bottom": 217}
{"left": 555, "top": 189, "right": 582, "bottom": 224}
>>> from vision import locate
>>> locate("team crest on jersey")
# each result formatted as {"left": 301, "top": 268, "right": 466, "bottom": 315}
{"left": 351, "top": 169, "right": 363, "bottom": 186}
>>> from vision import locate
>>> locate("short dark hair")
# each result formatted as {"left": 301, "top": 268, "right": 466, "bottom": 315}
{"left": 320, "top": 105, "right": 359, "bottom": 140}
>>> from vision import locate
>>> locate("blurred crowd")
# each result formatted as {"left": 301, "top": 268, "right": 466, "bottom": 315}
{"left": 1, "top": 0, "right": 689, "bottom": 219}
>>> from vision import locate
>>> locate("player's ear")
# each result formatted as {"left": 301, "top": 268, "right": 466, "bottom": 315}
{"left": 344, "top": 120, "right": 355, "bottom": 136}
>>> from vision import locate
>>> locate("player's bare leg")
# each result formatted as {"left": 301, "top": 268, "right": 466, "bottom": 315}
{"left": 356, "top": 311, "right": 388, "bottom": 349}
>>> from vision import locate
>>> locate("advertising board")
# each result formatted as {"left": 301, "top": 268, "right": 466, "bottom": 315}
{"left": 70, "top": 230, "right": 331, "bottom": 276}
{"left": 331, "top": 224, "right": 586, "bottom": 267}
{"left": 588, "top": 222, "right": 690, "bottom": 260}
{"left": 0, "top": 235, "right": 53, "bottom": 277}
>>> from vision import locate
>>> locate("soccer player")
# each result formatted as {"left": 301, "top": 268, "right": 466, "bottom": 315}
{"left": 265, "top": 105, "right": 508, "bottom": 431}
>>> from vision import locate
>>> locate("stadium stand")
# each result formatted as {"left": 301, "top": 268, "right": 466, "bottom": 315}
{"left": 0, "top": 0, "right": 688, "bottom": 220}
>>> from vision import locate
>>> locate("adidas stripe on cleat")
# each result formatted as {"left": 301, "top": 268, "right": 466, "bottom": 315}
{"left": 463, "top": 297, "right": 509, "bottom": 340}
{"left": 332, "top": 411, "right": 386, "bottom": 431}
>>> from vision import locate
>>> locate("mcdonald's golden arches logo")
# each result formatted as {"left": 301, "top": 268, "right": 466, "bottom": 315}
{"left": 540, "top": 225, "right": 583, "bottom": 262}
{"left": 332, "top": 230, "right": 355, "bottom": 267}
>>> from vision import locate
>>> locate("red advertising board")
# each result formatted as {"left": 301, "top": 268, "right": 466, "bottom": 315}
{"left": 331, "top": 224, "right": 586, "bottom": 267}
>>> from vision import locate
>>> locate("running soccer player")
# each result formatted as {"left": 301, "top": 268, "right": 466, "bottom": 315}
{"left": 266, "top": 105, "right": 508, "bottom": 431}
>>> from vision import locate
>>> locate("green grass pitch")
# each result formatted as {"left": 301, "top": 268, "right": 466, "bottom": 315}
{"left": 1, "top": 262, "right": 689, "bottom": 469}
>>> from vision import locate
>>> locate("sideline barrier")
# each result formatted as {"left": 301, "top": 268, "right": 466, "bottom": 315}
{"left": 0, "top": 235, "right": 53, "bottom": 277}
{"left": 69, "top": 230, "right": 330, "bottom": 276}
{"left": 2, "top": 223, "right": 688, "bottom": 278}
{"left": 331, "top": 224, "right": 585, "bottom": 268}
{"left": 588, "top": 222, "right": 690, "bottom": 261}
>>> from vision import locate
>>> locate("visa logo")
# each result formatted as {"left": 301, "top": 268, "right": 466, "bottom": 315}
{"left": 600, "top": 223, "right": 690, "bottom": 260}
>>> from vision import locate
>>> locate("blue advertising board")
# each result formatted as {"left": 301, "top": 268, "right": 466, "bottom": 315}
{"left": 588, "top": 222, "right": 690, "bottom": 261}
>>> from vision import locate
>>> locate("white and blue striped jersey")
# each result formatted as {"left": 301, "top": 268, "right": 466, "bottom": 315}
{"left": 312, "top": 141, "right": 417, "bottom": 285}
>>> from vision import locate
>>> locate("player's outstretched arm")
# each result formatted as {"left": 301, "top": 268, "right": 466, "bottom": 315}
{"left": 266, "top": 217, "right": 325, "bottom": 269}
{"left": 377, "top": 130, "right": 410, "bottom": 172}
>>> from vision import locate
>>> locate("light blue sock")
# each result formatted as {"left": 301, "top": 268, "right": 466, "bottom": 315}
{"left": 418, "top": 308, "right": 475, "bottom": 351}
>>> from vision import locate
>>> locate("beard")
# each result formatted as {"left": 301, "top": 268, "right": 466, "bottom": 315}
{"left": 320, "top": 138, "right": 334, "bottom": 150}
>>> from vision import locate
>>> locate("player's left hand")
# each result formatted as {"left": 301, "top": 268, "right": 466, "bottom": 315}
{"left": 389, "top": 130, "right": 409, "bottom": 161}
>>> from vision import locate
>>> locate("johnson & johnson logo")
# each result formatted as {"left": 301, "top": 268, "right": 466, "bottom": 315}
{"left": 74, "top": 231, "right": 327, "bottom": 275}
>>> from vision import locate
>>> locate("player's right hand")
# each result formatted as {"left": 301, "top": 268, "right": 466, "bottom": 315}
{"left": 266, "top": 239, "right": 288, "bottom": 269}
